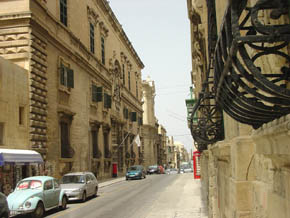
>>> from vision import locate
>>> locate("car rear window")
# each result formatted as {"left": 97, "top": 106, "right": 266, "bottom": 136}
{"left": 16, "top": 180, "right": 42, "bottom": 190}
{"left": 61, "top": 175, "right": 85, "bottom": 184}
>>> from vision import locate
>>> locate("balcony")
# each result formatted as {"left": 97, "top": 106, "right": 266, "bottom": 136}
{"left": 214, "top": 0, "right": 290, "bottom": 129}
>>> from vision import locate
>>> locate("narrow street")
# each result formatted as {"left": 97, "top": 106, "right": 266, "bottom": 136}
{"left": 42, "top": 173, "right": 207, "bottom": 218}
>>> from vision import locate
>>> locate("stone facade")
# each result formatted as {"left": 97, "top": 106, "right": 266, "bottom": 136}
{"left": 0, "top": 0, "right": 144, "bottom": 180}
{"left": 187, "top": 0, "right": 290, "bottom": 218}
{"left": 141, "top": 77, "right": 159, "bottom": 168}
{"left": 0, "top": 57, "right": 29, "bottom": 149}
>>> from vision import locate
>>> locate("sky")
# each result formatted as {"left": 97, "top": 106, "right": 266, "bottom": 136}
{"left": 109, "top": 0, "right": 193, "bottom": 152}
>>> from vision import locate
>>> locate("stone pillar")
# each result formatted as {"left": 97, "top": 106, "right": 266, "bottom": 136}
{"left": 230, "top": 136, "right": 255, "bottom": 218}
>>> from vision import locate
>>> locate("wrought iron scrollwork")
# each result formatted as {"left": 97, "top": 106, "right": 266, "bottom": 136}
{"left": 189, "top": 0, "right": 224, "bottom": 152}
{"left": 214, "top": 0, "right": 290, "bottom": 129}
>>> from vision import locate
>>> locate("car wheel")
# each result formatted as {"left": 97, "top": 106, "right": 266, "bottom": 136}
{"left": 31, "top": 202, "right": 44, "bottom": 218}
{"left": 81, "top": 191, "right": 87, "bottom": 202}
{"left": 94, "top": 187, "right": 98, "bottom": 197}
{"left": 60, "top": 196, "right": 67, "bottom": 210}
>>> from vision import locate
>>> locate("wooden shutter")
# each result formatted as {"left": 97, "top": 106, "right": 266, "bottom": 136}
{"left": 67, "top": 68, "right": 74, "bottom": 88}
{"left": 131, "top": 112, "right": 137, "bottom": 122}
{"left": 60, "top": 64, "right": 65, "bottom": 86}
{"left": 108, "top": 95, "right": 112, "bottom": 108}
{"left": 96, "top": 87, "right": 102, "bottom": 102}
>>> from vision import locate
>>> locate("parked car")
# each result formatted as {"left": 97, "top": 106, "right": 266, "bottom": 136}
{"left": 166, "top": 168, "right": 178, "bottom": 174}
{"left": 60, "top": 172, "right": 98, "bottom": 202}
{"left": 147, "top": 165, "right": 160, "bottom": 174}
{"left": 126, "top": 165, "right": 146, "bottom": 180}
{"left": 0, "top": 192, "right": 9, "bottom": 218}
{"left": 183, "top": 168, "right": 193, "bottom": 173}
{"left": 7, "top": 176, "right": 67, "bottom": 218}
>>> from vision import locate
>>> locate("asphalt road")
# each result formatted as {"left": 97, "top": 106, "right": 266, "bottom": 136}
{"left": 43, "top": 173, "right": 179, "bottom": 218}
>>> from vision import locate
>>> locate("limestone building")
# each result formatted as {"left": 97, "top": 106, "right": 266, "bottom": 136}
{"left": 187, "top": 0, "right": 290, "bottom": 217}
{"left": 141, "top": 76, "right": 159, "bottom": 168}
{"left": 0, "top": 0, "right": 144, "bottom": 179}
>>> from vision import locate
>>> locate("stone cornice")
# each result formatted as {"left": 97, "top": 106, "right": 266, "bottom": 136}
{"left": 97, "top": 0, "right": 144, "bottom": 69}
{"left": 28, "top": 0, "right": 112, "bottom": 89}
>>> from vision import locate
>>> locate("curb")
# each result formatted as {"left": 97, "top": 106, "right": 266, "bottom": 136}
{"left": 98, "top": 177, "right": 125, "bottom": 188}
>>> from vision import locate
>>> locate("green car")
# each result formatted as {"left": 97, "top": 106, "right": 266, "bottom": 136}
{"left": 7, "top": 176, "right": 67, "bottom": 218}
{"left": 126, "top": 165, "right": 146, "bottom": 180}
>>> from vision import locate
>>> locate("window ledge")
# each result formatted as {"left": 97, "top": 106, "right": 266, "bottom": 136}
{"left": 59, "top": 85, "right": 71, "bottom": 94}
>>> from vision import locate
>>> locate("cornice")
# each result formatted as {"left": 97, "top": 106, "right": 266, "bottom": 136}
{"left": 98, "top": 0, "right": 144, "bottom": 69}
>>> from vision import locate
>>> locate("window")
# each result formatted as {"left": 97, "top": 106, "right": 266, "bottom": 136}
{"left": 19, "top": 107, "right": 24, "bottom": 125}
{"left": 0, "top": 123, "right": 4, "bottom": 145}
{"left": 92, "top": 85, "right": 102, "bottom": 102}
{"left": 122, "top": 64, "right": 125, "bottom": 85}
{"left": 92, "top": 129, "right": 99, "bottom": 158}
{"left": 101, "top": 36, "right": 105, "bottom": 65}
{"left": 44, "top": 180, "right": 53, "bottom": 190}
{"left": 128, "top": 71, "right": 131, "bottom": 90}
{"left": 60, "top": 121, "right": 71, "bottom": 158}
{"left": 90, "top": 23, "right": 95, "bottom": 54}
{"left": 104, "top": 93, "right": 111, "bottom": 109}
{"left": 130, "top": 112, "right": 137, "bottom": 122}
{"left": 60, "top": 63, "right": 74, "bottom": 88}
{"left": 54, "top": 180, "right": 60, "bottom": 188}
{"left": 123, "top": 107, "right": 129, "bottom": 119}
{"left": 138, "top": 116, "right": 143, "bottom": 126}
{"left": 60, "top": 0, "right": 67, "bottom": 26}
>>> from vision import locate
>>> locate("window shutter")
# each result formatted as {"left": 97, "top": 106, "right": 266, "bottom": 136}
{"left": 96, "top": 87, "right": 103, "bottom": 102}
{"left": 67, "top": 68, "right": 74, "bottom": 88}
{"left": 108, "top": 95, "right": 112, "bottom": 108}
{"left": 60, "top": 64, "right": 65, "bottom": 85}
{"left": 92, "top": 84, "right": 97, "bottom": 102}
{"left": 131, "top": 112, "right": 137, "bottom": 122}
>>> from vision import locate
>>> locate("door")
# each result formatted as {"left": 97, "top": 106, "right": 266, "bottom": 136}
{"left": 53, "top": 179, "right": 61, "bottom": 205}
{"left": 43, "top": 180, "right": 55, "bottom": 208}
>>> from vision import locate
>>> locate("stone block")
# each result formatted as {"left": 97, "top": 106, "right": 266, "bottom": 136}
{"left": 230, "top": 180, "right": 253, "bottom": 211}
{"left": 231, "top": 137, "right": 255, "bottom": 181}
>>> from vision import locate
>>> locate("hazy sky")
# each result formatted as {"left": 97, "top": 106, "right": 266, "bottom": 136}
{"left": 109, "top": 0, "right": 193, "bottom": 152}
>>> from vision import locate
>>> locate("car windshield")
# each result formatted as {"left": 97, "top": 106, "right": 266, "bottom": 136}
{"left": 61, "top": 175, "right": 85, "bottom": 184}
{"left": 149, "top": 166, "right": 157, "bottom": 169}
{"left": 16, "top": 180, "right": 42, "bottom": 190}
{"left": 129, "top": 166, "right": 139, "bottom": 171}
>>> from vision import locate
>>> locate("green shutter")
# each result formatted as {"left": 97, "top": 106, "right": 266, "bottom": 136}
{"left": 108, "top": 95, "right": 112, "bottom": 109}
{"left": 96, "top": 87, "right": 103, "bottom": 102}
{"left": 126, "top": 108, "right": 129, "bottom": 119}
{"left": 131, "top": 112, "right": 137, "bottom": 122}
{"left": 60, "top": 64, "right": 65, "bottom": 85}
{"left": 67, "top": 68, "right": 74, "bottom": 88}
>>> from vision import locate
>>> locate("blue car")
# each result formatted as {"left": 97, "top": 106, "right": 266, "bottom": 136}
{"left": 7, "top": 176, "right": 67, "bottom": 218}
{"left": 126, "top": 165, "right": 146, "bottom": 180}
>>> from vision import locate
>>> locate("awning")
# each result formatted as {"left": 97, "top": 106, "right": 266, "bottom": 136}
{"left": 0, "top": 149, "right": 43, "bottom": 166}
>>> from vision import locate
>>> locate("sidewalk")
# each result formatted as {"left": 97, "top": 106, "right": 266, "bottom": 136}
{"left": 143, "top": 174, "right": 208, "bottom": 218}
{"left": 98, "top": 176, "right": 125, "bottom": 188}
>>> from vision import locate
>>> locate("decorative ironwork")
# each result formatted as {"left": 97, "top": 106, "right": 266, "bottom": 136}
{"left": 214, "top": 0, "right": 290, "bottom": 129}
{"left": 189, "top": 0, "right": 224, "bottom": 151}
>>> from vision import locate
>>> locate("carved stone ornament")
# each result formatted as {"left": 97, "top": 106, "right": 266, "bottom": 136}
{"left": 87, "top": 6, "right": 99, "bottom": 26}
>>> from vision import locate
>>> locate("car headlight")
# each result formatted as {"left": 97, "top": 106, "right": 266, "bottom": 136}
{"left": 25, "top": 201, "right": 31, "bottom": 208}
